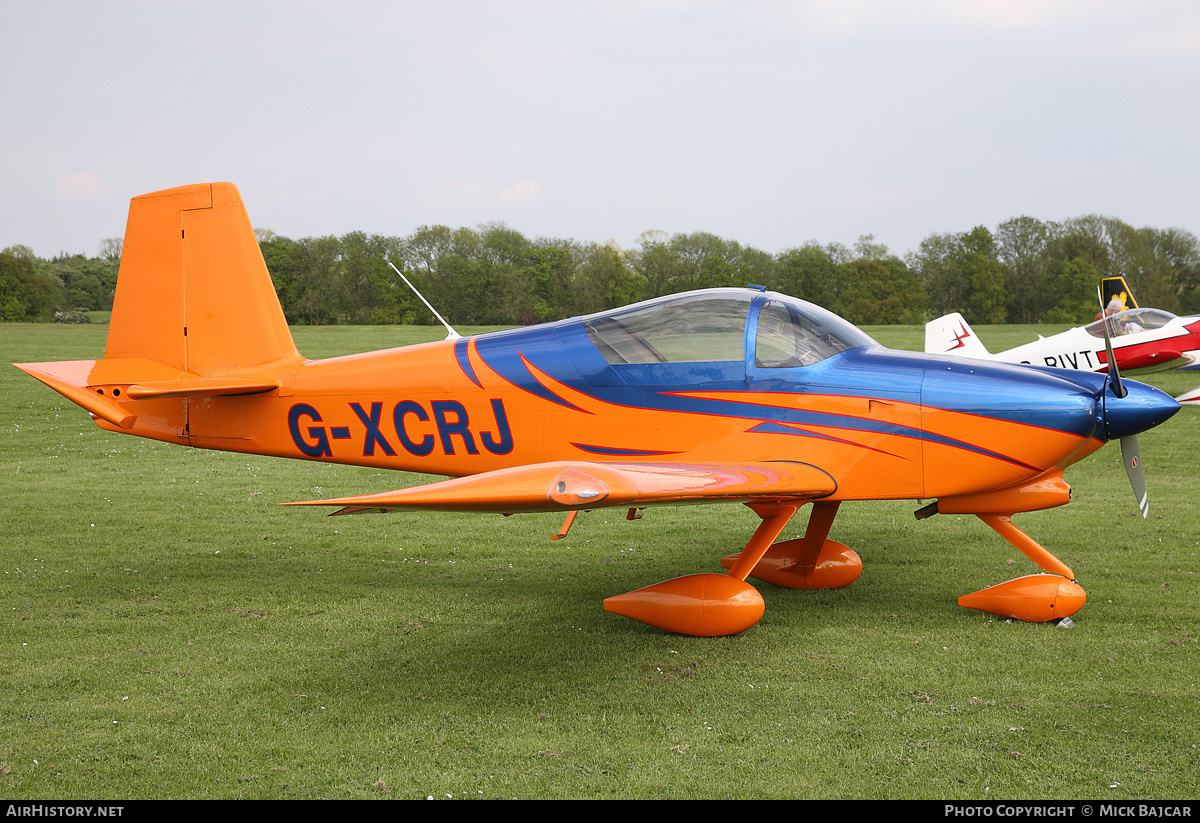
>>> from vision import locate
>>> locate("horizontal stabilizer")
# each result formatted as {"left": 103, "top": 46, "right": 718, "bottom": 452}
{"left": 125, "top": 376, "right": 278, "bottom": 399}
{"left": 1177, "top": 385, "right": 1200, "bottom": 405}
{"left": 286, "top": 460, "right": 837, "bottom": 515}
{"left": 14, "top": 361, "right": 136, "bottom": 429}
{"left": 14, "top": 358, "right": 280, "bottom": 431}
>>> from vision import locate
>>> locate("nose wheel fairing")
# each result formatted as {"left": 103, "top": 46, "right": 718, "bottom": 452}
{"left": 958, "top": 574, "right": 1086, "bottom": 623}
{"left": 953, "top": 513, "right": 1086, "bottom": 622}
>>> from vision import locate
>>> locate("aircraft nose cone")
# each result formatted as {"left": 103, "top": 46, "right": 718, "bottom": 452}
{"left": 1104, "top": 380, "right": 1181, "bottom": 441}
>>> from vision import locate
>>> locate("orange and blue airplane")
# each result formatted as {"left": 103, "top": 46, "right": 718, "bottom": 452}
{"left": 14, "top": 183, "right": 1182, "bottom": 636}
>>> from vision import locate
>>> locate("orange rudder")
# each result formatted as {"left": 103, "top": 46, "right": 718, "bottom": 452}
{"left": 105, "top": 182, "right": 299, "bottom": 373}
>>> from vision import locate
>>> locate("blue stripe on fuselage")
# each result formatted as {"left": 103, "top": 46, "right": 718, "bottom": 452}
{"left": 469, "top": 318, "right": 1102, "bottom": 442}
{"left": 454, "top": 337, "right": 483, "bottom": 388}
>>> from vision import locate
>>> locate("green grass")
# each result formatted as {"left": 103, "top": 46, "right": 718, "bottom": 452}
{"left": 2, "top": 323, "right": 1197, "bottom": 799}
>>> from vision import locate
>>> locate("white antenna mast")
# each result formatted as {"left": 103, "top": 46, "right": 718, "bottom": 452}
{"left": 385, "top": 257, "right": 460, "bottom": 340}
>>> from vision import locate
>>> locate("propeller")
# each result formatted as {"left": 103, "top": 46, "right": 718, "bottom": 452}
{"left": 1098, "top": 285, "right": 1148, "bottom": 517}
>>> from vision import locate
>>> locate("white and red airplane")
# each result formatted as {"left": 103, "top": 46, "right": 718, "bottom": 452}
{"left": 925, "top": 278, "right": 1200, "bottom": 404}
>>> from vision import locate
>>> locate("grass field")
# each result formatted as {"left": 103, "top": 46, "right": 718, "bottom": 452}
{"left": 2, "top": 322, "right": 1197, "bottom": 799}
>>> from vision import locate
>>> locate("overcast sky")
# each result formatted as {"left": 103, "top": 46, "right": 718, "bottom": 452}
{"left": 3, "top": 1, "right": 1198, "bottom": 261}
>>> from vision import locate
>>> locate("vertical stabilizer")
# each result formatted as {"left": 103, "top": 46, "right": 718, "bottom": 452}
{"left": 105, "top": 182, "right": 298, "bottom": 372}
{"left": 1100, "top": 276, "right": 1139, "bottom": 312}
{"left": 925, "top": 312, "right": 991, "bottom": 357}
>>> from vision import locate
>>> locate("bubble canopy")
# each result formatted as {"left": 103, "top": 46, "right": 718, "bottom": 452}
{"left": 1084, "top": 308, "right": 1178, "bottom": 338}
{"left": 582, "top": 288, "right": 877, "bottom": 367}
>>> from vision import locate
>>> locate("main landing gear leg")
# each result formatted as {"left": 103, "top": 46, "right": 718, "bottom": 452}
{"left": 603, "top": 502, "right": 802, "bottom": 637}
{"left": 957, "top": 514, "right": 1086, "bottom": 622}
{"left": 720, "top": 500, "right": 862, "bottom": 589}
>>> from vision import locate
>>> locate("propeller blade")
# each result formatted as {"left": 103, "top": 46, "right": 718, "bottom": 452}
{"left": 1097, "top": 285, "right": 1127, "bottom": 399}
{"left": 1098, "top": 286, "right": 1153, "bottom": 516}
{"left": 1120, "top": 435, "right": 1148, "bottom": 518}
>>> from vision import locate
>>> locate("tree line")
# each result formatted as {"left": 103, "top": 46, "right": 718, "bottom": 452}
{"left": 4, "top": 214, "right": 1198, "bottom": 328}
{"left": 0, "top": 240, "right": 121, "bottom": 323}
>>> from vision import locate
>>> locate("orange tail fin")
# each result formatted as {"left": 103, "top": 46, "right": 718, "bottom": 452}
{"left": 16, "top": 183, "right": 301, "bottom": 443}
{"left": 105, "top": 182, "right": 298, "bottom": 372}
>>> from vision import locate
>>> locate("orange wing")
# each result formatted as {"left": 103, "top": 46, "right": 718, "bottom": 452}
{"left": 286, "top": 460, "right": 836, "bottom": 516}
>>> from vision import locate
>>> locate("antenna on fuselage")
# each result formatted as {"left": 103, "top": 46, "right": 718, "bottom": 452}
{"left": 385, "top": 257, "right": 460, "bottom": 340}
